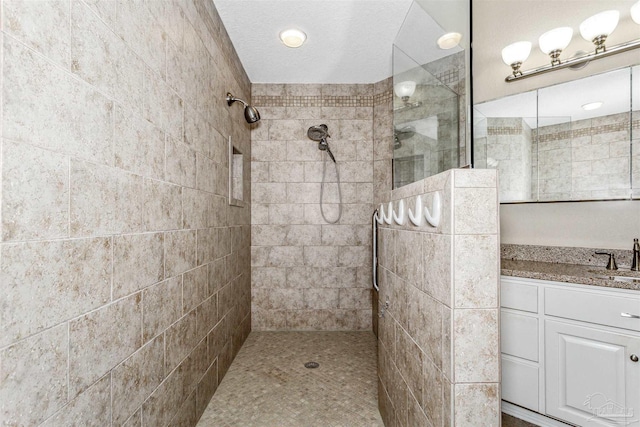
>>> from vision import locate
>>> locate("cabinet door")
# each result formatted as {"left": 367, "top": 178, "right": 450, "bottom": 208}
{"left": 545, "top": 320, "right": 640, "bottom": 426}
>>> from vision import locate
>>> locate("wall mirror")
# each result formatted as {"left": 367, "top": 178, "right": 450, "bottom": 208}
{"left": 391, "top": 0, "right": 470, "bottom": 189}
{"left": 474, "top": 64, "right": 639, "bottom": 203}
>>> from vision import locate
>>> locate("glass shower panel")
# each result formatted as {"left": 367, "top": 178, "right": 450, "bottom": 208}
{"left": 392, "top": 45, "right": 459, "bottom": 188}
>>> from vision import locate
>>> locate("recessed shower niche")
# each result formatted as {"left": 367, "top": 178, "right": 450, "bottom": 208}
{"left": 229, "top": 137, "right": 244, "bottom": 207}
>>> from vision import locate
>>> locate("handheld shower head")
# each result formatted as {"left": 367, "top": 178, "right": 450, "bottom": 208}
{"left": 307, "top": 124, "right": 336, "bottom": 162}
{"left": 226, "top": 92, "right": 261, "bottom": 123}
{"left": 307, "top": 124, "right": 330, "bottom": 141}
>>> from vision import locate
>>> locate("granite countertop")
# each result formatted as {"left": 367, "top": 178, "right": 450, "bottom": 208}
{"left": 501, "top": 259, "right": 640, "bottom": 291}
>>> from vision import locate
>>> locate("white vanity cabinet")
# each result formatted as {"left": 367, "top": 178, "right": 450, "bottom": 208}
{"left": 501, "top": 276, "right": 640, "bottom": 427}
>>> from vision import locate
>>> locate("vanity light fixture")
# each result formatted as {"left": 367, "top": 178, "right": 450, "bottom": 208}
{"left": 437, "top": 32, "right": 462, "bottom": 49}
{"left": 279, "top": 28, "right": 306, "bottom": 48}
{"left": 632, "top": 0, "right": 640, "bottom": 24}
{"left": 393, "top": 80, "right": 423, "bottom": 112}
{"left": 504, "top": 6, "right": 640, "bottom": 82}
{"left": 539, "top": 27, "right": 573, "bottom": 65}
{"left": 393, "top": 80, "right": 416, "bottom": 101}
{"left": 501, "top": 41, "right": 532, "bottom": 77}
{"left": 579, "top": 10, "right": 619, "bottom": 53}
{"left": 582, "top": 101, "right": 603, "bottom": 111}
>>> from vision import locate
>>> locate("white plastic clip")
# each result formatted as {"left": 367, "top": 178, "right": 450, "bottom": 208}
{"left": 407, "top": 195, "right": 423, "bottom": 226}
{"left": 384, "top": 202, "right": 393, "bottom": 225}
{"left": 392, "top": 200, "right": 405, "bottom": 225}
{"left": 376, "top": 204, "right": 386, "bottom": 224}
{"left": 424, "top": 191, "right": 441, "bottom": 228}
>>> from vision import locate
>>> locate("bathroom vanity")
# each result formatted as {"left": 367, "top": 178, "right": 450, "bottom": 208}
{"left": 500, "top": 260, "right": 640, "bottom": 427}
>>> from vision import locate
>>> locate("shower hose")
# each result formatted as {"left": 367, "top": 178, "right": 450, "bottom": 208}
{"left": 320, "top": 151, "right": 342, "bottom": 224}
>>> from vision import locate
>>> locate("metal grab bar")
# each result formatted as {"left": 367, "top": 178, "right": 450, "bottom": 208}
{"left": 372, "top": 209, "right": 379, "bottom": 292}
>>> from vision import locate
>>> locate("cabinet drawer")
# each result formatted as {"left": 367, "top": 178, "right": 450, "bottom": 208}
{"left": 502, "top": 355, "right": 539, "bottom": 412}
{"left": 501, "top": 279, "right": 538, "bottom": 313}
{"left": 501, "top": 310, "right": 539, "bottom": 361}
{"left": 545, "top": 287, "right": 640, "bottom": 332}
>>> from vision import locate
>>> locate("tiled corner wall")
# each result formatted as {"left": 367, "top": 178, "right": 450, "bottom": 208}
{"left": 376, "top": 169, "right": 501, "bottom": 427}
{"left": 249, "top": 84, "right": 376, "bottom": 331}
{"left": 0, "top": 1, "right": 251, "bottom": 425}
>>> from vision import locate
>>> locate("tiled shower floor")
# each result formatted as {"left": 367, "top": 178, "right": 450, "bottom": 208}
{"left": 197, "top": 331, "right": 384, "bottom": 427}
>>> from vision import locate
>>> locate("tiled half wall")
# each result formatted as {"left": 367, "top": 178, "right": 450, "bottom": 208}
{"left": 376, "top": 169, "right": 501, "bottom": 426}
{"left": 0, "top": 1, "right": 251, "bottom": 425}
{"left": 250, "top": 83, "right": 390, "bottom": 330}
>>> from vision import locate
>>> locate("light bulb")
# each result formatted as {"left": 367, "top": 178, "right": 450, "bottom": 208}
{"left": 279, "top": 29, "right": 306, "bottom": 48}
{"left": 501, "top": 41, "right": 532, "bottom": 76}
{"left": 632, "top": 1, "right": 640, "bottom": 25}
{"left": 580, "top": 10, "right": 619, "bottom": 52}
{"left": 539, "top": 27, "right": 573, "bottom": 65}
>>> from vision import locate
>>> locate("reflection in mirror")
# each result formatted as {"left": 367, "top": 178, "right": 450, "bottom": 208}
{"left": 633, "top": 65, "right": 640, "bottom": 198}
{"left": 392, "top": 0, "right": 468, "bottom": 189}
{"left": 474, "top": 66, "right": 637, "bottom": 203}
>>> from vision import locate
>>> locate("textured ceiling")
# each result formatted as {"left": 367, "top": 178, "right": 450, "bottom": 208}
{"left": 214, "top": 0, "right": 414, "bottom": 84}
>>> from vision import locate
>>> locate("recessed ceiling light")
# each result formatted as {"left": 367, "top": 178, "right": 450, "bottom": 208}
{"left": 279, "top": 29, "right": 306, "bottom": 48}
{"left": 582, "top": 101, "right": 603, "bottom": 111}
{"left": 437, "top": 32, "right": 462, "bottom": 49}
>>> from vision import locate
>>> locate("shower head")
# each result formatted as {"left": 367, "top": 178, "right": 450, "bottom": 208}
{"left": 307, "top": 124, "right": 330, "bottom": 142}
{"left": 226, "top": 92, "right": 261, "bottom": 123}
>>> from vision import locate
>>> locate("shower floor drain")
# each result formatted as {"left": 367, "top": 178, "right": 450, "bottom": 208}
{"left": 304, "top": 361, "right": 319, "bottom": 369}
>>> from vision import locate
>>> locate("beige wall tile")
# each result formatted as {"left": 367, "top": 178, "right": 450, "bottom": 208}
{"left": 143, "top": 277, "right": 183, "bottom": 342}
{"left": 111, "top": 335, "right": 164, "bottom": 426}
{"left": 3, "top": 0, "right": 70, "bottom": 66}
{"left": 70, "top": 160, "right": 144, "bottom": 236}
{"left": 2, "top": 141, "right": 69, "bottom": 241}
{"left": 0, "top": 238, "right": 111, "bottom": 347}
{"left": 454, "top": 234, "right": 498, "bottom": 308}
{"left": 143, "top": 179, "right": 183, "bottom": 231}
{"left": 423, "top": 232, "right": 452, "bottom": 306}
{"left": 41, "top": 374, "right": 111, "bottom": 427}
{"left": 116, "top": 0, "right": 166, "bottom": 77}
{"left": 3, "top": 37, "right": 113, "bottom": 165}
{"left": 454, "top": 383, "right": 500, "bottom": 427}
{"left": 72, "top": 1, "right": 145, "bottom": 114}
{"left": 143, "top": 68, "right": 183, "bottom": 141}
{"left": 164, "top": 310, "right": 198, "bottom": 375}
{"left": 183, "top": 265, "right": 209, "bottom": 313}
{"left": 69, "top": 294, "right": 142, "bottom": 396}
{"left": 0, "top": 324, "right": 68, "bottom": 426}
{"left": 454, "top": 187, "right": 498, "bottom": 235}
{"left": 166, "top": 136, "right": 197, "bottom": 187}
{"left": 395, "top": 230, "right": 423, "bottom": 285}
{"left": 114, "top": 106, "right": 164, "bottom": 179}
{"left": 165, "top": 230, "right": 197, "bottom": 277}
{"left": 113, "top": 232, "right": 164, "bottom": 299}
{"left": 182, "top": 188, "right": 209, "bottom": 229}
{"left": 454, "top": 309, "right": 499, "bottom": 383}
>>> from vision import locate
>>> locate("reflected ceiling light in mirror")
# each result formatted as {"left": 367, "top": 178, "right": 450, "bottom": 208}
{"left": 501, "top": 41, "right": 532, "bottom": 77}
{"left": 582, "top": 101, "right": 603, "bottom": 111}
{"left": 632, "top": 1, "right": 640, "bottom": 24}
{"left": 539, "top": 27, "right": 573, "bottom": 65}
{"left": 394, "top": 80, "right": 416, "bottom": 101}
{"left": 437, "top": 32, "right": 462, "bottom": 49}
{"left": 279, "top": 29, "right": 306, "bottom": 48}
{"left": 579, "top": 10, "right": 619, "bottom": 53}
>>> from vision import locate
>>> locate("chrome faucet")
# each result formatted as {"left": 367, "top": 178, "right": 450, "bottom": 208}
{"left": 595, "top": 251, "right": 618, "bottom": 270}
{"left": 632, "top": 238, "right": 640, "bottom": 272}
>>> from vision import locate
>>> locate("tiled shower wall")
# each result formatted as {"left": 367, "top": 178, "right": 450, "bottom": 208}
{"left": 376, "top": 169, "right": 501, "bottom": 427}
{"left": 250, "top": 84, "right": 376, "bottom": 330}
{"left": 0, "top": 1, "right": 251, "bottom": 425}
